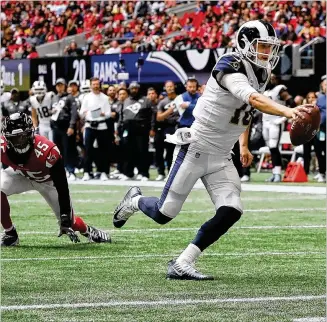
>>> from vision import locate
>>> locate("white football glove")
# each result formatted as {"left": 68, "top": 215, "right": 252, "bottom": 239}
{"left": 273, "top": 117, "right": 287, "bottom": 125}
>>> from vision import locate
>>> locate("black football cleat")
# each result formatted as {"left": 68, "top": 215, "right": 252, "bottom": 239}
{"left": 166, "top": 260, "right": 214, "bottom": 281}
{"left": 113, "top": 186, "right": 142, "bottom": 228}
{"left": 1, "top": 228, "right": 19, "bottom": 247}
{"left": 82, "top": 226, "right": 111, "bottom": 243}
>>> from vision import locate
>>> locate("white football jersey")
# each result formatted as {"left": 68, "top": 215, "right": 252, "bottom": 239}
{"left": 1, "top": 92, "right": 11, "bottom": 104}
{"left": 262, "top": 84, "right": 287, "bottom": 122}
{"left": 30, "top": 92, "right": 55, "bottom": 125}
{"left": 192, "top": 53, "right": 270, "bottom": 154}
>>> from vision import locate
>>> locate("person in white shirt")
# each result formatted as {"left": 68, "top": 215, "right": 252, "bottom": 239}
{"left": 79, "top": 77, "right": 111, "bottom": 181}
{"left": 104, "top": 41, "right": 122, "bottom": 55}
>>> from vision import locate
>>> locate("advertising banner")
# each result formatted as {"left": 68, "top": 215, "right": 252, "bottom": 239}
{"left": 1, "top": 59, "right": 30, "bottom": 91}
{"left": 4, "top": 46, "right": 300, "bottom": 93}
{"left": 90, "top": 48, "right": 234, "bottom": 85}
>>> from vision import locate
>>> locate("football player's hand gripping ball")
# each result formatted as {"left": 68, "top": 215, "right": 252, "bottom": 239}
{"left": 58, "top": 214, "right": 80, "bottom": 243}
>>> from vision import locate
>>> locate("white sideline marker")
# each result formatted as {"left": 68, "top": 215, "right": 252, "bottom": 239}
{"left": 69, "top": 179, "right": 327, "bottom": 195}
{"left": 1, "top": 295, "right": 325, "bottom": 311}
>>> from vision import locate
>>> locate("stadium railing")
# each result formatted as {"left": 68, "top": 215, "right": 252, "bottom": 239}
{"left": 292, "top": 37, "right": 326, "bottom": 77}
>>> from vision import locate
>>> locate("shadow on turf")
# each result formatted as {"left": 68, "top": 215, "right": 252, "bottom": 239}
{"left": 16, "top": 243, "right": 113, "bottom": 250}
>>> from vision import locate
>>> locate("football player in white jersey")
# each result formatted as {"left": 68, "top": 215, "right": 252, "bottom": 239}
{"left": 78, "top": 80, "right": 91, "bottom": 106}
{"left": 113, "top": 20, "right": 310, "bottom": 280}
{"left": 0, "top": 80, "right": 11, "bottom": 104}
{"left": 262, "top": 74, "right": 295, "bottom": 182}
{"left": 30, "top": 80, "right": 55, "bottom": 140}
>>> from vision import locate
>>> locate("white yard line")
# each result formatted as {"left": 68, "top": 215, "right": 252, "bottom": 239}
{"left": 2, "top": 251, "right": 323, "bottom": 262}
{"left": 11, "top": 197, "right": 326, "bottom": 204}
{"left": 74, "top": 208, "right": 325, "bottom": 215}
{"left": 1, "top": 295, "right": 325, "bottom": 311}
{"left": 293, "top": 318, "right": 326, "bottom": 322}
{"left": 18, "top": 225, "right": 325, "bottom": 235}
{"left": 69, "top": 179, "right": 326, "bottom": 195}
{"left": 22, "top": 190, "right": 122, "bottom": 195}
{"left": 10, "top": 199, "right": 114, "bottom": 204}
{"left": 20, "top": 190, "right": 326, "bottom": 200}
{"left": 10, "top": 207, "right": 326, "bottom": 214}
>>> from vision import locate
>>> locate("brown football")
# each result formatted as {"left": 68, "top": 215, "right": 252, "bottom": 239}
{"left": 290, "top": 104, "right": 321, "bottom": 146}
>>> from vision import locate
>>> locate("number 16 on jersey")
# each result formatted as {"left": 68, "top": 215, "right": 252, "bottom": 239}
{"left": 230, "top": 104, "right": 253, "bottom": 126}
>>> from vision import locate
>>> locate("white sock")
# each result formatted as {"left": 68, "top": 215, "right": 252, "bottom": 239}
{"left": 131, "top": 195, "right": 141, "bottom": 210}
{"left": 4, "top": 225, "right": 14, "bottom": 233}
{"left": 176, "top": 243, "right": 202, "bottom": 265}
{"left": 273, "top": 166, "right": 281, "bottom": 175}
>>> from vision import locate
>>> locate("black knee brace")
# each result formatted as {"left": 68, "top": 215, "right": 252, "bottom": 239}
{"left": 192, "top": 206, "right": 242, "bottom": 251}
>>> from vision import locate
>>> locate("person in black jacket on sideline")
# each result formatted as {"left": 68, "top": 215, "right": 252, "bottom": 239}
{"left": 51, "top": 79, "right": 79, "bottom": 181}
{"left": 121, "top": 82, "right": 153, "bottom": 181}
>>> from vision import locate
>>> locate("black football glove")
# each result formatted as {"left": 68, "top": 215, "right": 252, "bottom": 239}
{"left": 58, "top": 214, "right": 80, "bottom": 243}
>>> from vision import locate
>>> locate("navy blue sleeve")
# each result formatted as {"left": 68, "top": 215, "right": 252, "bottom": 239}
{"left": 212, "top": 55, "right": 246, "bottom": 75}
{"left": 212, "top": 55, "right": 246, "bottom": 90}
{"left": 317, "top": 94, "right": 326, "bottom": 130}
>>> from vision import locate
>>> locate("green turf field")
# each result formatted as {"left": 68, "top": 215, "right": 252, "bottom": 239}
{"left": 1, "top": 184, "right": 325, "bottom": 322}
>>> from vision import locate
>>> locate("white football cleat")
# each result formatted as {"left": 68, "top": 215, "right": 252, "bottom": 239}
{"left": 110, "top": 169, "right": 120, "bottom": 175}
{"left": 141, "top": 176, "right": 149, "bottom": 182}
{"left": 119, "top": 174, "right": 131, "bottom": 181}
{"left": 166, "top": 260, "right": 214, "bottom": 280}
{"left": 273, "top": 174, "right": 281, "bottom": 182}
{"left": 110, "top": 169, "right": 121, "bottom": 179}
{"left": 136, "top": 174, "right": 143, "bottom": 180}
{"left": 240, "top": 175, "right": 250, "bottom": 182}
{"left": 82, "top": 226, "right": 111, "bottom": 243}
{"left": 68, "top": 173, "right": 77, "bottom": 182}
{"left": 113, "top": 186, "right": 142, "bottom": 228}
{"left": 100, "top": 172, "right": 109, "bottom": 181}
{"left": 82, "top": 173, "right": 90, "bottom": 181}
{"left": 316, "top": 173, "right": 326, "bottom": 183}
{"left": 155, "top": 175, "right": 165, "bottom": 181}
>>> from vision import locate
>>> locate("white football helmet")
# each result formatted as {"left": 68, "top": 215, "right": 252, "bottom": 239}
{"left": 32, "top": 80, "right": 47, "bottom": 100}
{"left": 236, "top": 20, "right": 280, "bottom": 69}
{"left": 80, "top": 80, "right": 91, "bottom": 93}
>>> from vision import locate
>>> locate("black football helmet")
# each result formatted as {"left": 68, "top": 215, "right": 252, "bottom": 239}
{"left": 236, "top": 20, "right": 280, "bottom": 69}
{"left": 2, "top": 112, "right": 34, "bottom": 154}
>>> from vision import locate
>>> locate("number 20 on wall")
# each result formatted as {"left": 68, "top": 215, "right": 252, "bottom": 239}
{"left": 50, "top": 60, "right": 86, "bottom": 86}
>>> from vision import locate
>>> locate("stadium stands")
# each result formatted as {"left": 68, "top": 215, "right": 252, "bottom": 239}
{"left": 1, "top": 1, "right": 326, "bottom": 59}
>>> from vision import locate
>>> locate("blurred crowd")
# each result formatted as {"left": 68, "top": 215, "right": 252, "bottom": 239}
{"left": 1, "top": 0, "right": 326, "bottom": 59}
